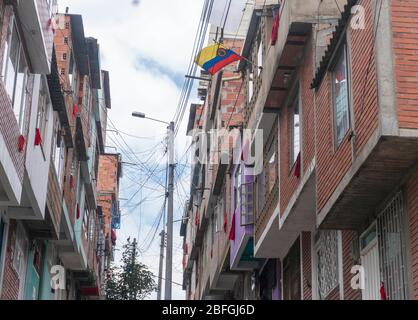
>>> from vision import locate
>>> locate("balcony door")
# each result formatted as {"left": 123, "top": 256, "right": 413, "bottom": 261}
{"left": 283, "top": 237, "right": 301, "bottom": 300}
{"left": 360, "top": 224, "right": 380, "bottom": 300}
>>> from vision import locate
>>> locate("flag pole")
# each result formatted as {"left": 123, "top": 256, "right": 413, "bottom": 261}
{"left": 213, "top": 40, "right": 263, "bottom": 71}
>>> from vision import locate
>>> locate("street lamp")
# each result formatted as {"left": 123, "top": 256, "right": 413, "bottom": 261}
{"left": 132, "top": 111, "right": 175, "bottom": 301}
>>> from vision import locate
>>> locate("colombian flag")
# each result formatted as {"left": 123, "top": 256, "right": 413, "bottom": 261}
{"left": 195, "top": 43, "right": 242, "bottom": 75}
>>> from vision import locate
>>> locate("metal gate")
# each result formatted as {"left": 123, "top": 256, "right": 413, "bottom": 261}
{"left": 377, "top": 192, "right": 408, "bottom": 300}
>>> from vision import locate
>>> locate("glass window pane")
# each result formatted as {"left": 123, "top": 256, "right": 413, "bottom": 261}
{"left": 333, "top": 49, "right": 349, "bottom": 145}
{"left": 4, "top": 23, "right": 19, "bottom": 101}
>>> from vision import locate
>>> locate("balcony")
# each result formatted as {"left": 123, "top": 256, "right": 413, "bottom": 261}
{"left": 243, "top": 0, "right": 346, "bottom": 131}
{"left": 313, "top": 0, "right": 418, "bottom": 230}
{"left": 17, "top": 0, "right": 54, "bottom": 74}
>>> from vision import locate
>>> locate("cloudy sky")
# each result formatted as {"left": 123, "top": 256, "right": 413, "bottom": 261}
{"left": 58, "top": 0, "right": 247, "bottom": 300}
{"left": 58, "top": 0, "right": 207, "bottom": 300}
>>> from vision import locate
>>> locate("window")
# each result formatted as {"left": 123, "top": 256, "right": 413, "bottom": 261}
{"left": 234, "top": 165, "right": 241, "bottom": 212}
{"left": 248, "top": 72, "right": 254, "bottom": 103}
{"left": 68, "top": 52, "right": 77, "bottom": 95}
{"left": 51, "top": 114, "right": 65, "bottom": 184}
{"left": 315, "top": 230, "right": 339, "bottom": 300}
{"left": 257, "top": 41, "right": 263, "bottom": 76}
{"left": 64, "top": 37, "right": 68, "bottom": 45}
{"left": 240, "top": 177, "right": 254, "bottom": 226}
{"left": 83, "top": 201, "right": 90, "bottom": 240}
{"left": 1, "top": 17, "right": 29, "bottom": 133}
{"left": 12, "top": 224, "right": 27, "bottom": 276}
{"left": 266, "top": 131, "right": 277, "bottom": 194}
{"left": 62, "top": 53, "right": 67, "bottom": 61}
{"left": 290, "top": 96, "right": 300, "bottom": 165}
{"left": 332, "top": 46, "right": 350, "bottom": 146}
{"left": 36, "top": 77, "right": 51, "bottom": 144}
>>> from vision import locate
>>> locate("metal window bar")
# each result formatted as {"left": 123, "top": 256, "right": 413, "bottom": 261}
{"left": 377, "top": 192, "right": 407, "bottom": 300}
{"left": 240, "top": 182, "right": 254, "bottom": 226}
{"left": 316, "top": 230, "right": 339, "bottom": 300}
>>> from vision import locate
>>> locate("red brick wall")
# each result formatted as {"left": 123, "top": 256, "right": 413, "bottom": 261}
{"left": 279, "top": 39, "right": 315, "bottom": 215}
{"left": 301, "top": 232, "right": 312, "bottom": 300}
{"left": 220, "top": 39, "right": 245, "bottom": 128}
{"left": 97, "top": 155, "right": 119, "bottom": 238}
{"left": 316, "top": 0, "right": 378, "bottom": 214}
{"left": 342, "top": 230, "right": 362, "bottom": 300}
{"left": 392, "top": 1, "right": 418, "bottom": 129}
{"left": 1, "top": 221, "right": 20, "bottom": 300}
{"left": 350, "top": 0, "right": 379, "bottom": 153}
{"left": 325, "top": 286, "right": 340, "bottom": 300}
{"left": 405, "top": 169, "right": 418, "bottom": 299}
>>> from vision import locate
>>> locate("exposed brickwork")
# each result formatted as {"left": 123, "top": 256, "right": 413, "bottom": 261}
{"left": 405, "top": 169, "right": 418, "bottom": 299}
{"left": 97, "top": 154, "right": 119, "bottom": 240}
{"left": 325, "top": 286, "right": 340, "bottom": 300}
{"left": 301, "top": 232, "right": 312, "bottom": 300}
{"left": 316, "top": 0, "right": 378, "bottom": 214}
{"left": 0, "top": 221, "right": 19, "bottom": 300}
{"left": 279, "top": 39, "right": 315, "bottom": 215}
{"left": 46, "top": 162, "right": 63, "bottom": 238}
{"left": 392, "top": 0, "right": 418, "bottom": 129}
{"left": 342, "top": 230, "right": 362, "bottom": 300}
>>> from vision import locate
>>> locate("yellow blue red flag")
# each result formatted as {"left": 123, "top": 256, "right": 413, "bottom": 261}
{"left": 195, "top": 43, "right": 242, "bottom": 75}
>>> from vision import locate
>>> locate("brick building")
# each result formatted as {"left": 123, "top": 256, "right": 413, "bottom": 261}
{"left": 0, "top": 1, "right": 120, "bottom": 300}
{"left": 182, "top": 0, "right": 418, "bottom": 300}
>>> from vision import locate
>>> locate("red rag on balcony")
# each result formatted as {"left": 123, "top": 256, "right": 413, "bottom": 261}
{"left": 185, "top": 243, "right": 188, "bottom": 255}
{"left": 223, "top": 212, "right": 227, "bottom": 232}
{"left": 195, "top": 207, "right": 199, "bottom": 226}
{"left": 111, "top": 229, "right": 117, "bottom": 243}
{"left": 271, "top": 9, "right": 280, "bottom": 45}
{"left": 229, "top": 212, "right": 235, "bottom": 241}
{"left": 18, "top": 135, "right": 26, "bottom": 152}
{"left": 76, "top": 203, "right": 80, "bottom": 219}
{"left": 34, "top": 128, "right": 42, "bottom": 146}
{"left": 72, "top": 104, "right": 78, "bottom": 118}
{"left": 380, "top": 282, "right": 387, "bottom": 300}
{"left": 293, "top": 152, "right": 301, "bottom": 178}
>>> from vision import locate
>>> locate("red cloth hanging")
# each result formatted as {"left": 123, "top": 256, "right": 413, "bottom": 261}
{"left": 380, "top": 282, "right": 387, "bottom": 300}
{"left": 34, "top": 128, "right": 42, "bottom": 146}
{"left": 223, "top": 212, "right": 228, "bottom": 233}
{"left": 185, "top": 243, "right": 188, "bottom": 255}
{"left": 72, "top": 104, "right": 78, "bottom": 118}
{"left": 18, "top": 135, "right": 26, "bottom": 152}
{"left": 195, "top": 207, "right": 199, "bottom": 226}
{"left": 76, "top": 203, "right": 80, "bottom": 220}
{"left": 229, "top": 211, "right": 236, "bottom": 241}
{"left": 293, "top": 152, "right": 301, "bottom": 178}
{"left": 271, "top": 9, "right": 280, "bottom": 45}
{"left": 182, "top": 255, "right": 186, "bottom": 269}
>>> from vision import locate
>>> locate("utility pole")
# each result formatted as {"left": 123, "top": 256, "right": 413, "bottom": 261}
{"left": 165, "top": 121, "right": 175, "bottom": 300}
{"left": 157, "top": 229, "right": 165, "bottom": 300}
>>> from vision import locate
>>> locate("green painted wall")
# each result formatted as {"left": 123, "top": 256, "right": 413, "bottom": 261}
{"left": 39, "top": 241, "right": 52, "bottom": 300}
{"left": 24, "top": 247, "right": 40, "bottom": 300}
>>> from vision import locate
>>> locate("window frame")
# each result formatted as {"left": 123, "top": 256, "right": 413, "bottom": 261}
{"left": 36, "top": 76, "right": 51, "bottom": 145}
{"left": 331, "top": 43, "right": 350, "bottom": 148}
{"left": 290, "top": 90, "right": 301, "bottom": 167}
{"left": 51, "top": 113, "right": 65, "bottom": 185}
{"left": 1, "top": 15, "right": 30, "bottom": 133}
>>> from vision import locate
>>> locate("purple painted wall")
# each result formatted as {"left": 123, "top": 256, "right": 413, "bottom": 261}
{"left": 272, "top": 259, "right": 281, "bottom": 300}
{"left": 230, "top": 163, "right": 254, "bottom": 268}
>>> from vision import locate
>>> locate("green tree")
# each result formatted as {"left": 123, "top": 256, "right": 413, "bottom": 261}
{"left": 105, "top": 238, "right": 156, "bottom": 300}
